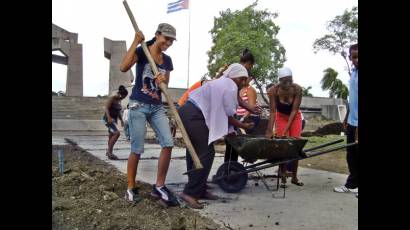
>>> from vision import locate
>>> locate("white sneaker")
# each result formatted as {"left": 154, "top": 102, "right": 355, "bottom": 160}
{"left": 124, "top": 188, "right": 142, "bottom": 203}
{"left": 333, "top": 185, "right": 358, "bottom": 193}
{"left": 356, "top": 193, "right": 358, "bottom": 198}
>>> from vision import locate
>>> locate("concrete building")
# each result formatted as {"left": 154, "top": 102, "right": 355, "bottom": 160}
{"left": 104, "top": 38, "right": 135, "bottom": 93}
{"left": 52, "top": 23, "right": 83, "bottom": 96}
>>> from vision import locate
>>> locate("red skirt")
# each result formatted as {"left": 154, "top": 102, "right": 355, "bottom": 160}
{"left": 275, "top": 111, "right": 302, "bottom": 138}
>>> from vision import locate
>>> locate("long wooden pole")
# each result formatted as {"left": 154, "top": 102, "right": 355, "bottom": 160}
{"left": 122, "top": 0, "right": 203, "bottom": 169}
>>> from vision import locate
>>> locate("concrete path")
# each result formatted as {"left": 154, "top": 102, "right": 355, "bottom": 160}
{"left": 52, "top": 131, "right": 357, "bottom": 230}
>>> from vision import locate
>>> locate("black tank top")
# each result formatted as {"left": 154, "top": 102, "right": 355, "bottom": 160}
{"left": 104, "top": 100, "right": 122, "bottom": 122}
{"left": 275, "top": 95, "right": 293, "bottom": 115}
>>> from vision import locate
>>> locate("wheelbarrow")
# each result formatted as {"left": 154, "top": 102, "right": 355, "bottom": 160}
{"left": 212, "top": 134, "right": 357, "bottom": 196}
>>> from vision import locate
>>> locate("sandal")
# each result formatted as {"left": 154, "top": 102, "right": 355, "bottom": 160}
{"left": 106, "top": 152, "right": 119, "bottom": 160}
{"left": 291, "top": 179, "right": 304, "bottom": 186}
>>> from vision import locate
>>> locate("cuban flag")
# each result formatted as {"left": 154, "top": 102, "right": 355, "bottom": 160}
{"left": 167, "top": 0, "right": 189, "bottom": 14}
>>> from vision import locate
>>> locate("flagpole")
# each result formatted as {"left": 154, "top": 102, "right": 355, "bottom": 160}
{"left": 186, "top": 1, "right": 191, "bottom": 89}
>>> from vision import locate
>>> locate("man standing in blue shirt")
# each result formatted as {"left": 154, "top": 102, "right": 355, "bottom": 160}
{"left": 334, "top": 44, "right": 358, "bottom": 198}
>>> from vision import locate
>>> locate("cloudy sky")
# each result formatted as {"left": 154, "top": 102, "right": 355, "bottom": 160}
{"left": 52, "top": 0, "right": 357, "bottom": 97}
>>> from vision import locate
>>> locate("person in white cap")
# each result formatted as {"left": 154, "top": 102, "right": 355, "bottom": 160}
{"left": 265, "top": 67, "right": 304, "bottom": 187}
{"left": 178, "top": 63, "right": 255, "bottom": 209}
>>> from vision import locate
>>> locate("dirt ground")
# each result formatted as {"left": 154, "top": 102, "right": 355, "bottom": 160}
{"left": 52, "top": 145, "right": 222, "bottom": 230}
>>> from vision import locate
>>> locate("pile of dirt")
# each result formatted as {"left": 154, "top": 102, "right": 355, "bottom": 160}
{"left": 52, "top": 145, "right": 222, "bottom": 230}
{"left": 302, "top": 122, "right": 343, "bottom": 137}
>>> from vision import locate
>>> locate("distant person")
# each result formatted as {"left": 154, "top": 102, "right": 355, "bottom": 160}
{"left": 265, "top": 67, "right": 304, "bottom": 187}
{"left": 334, "top": 43, "right": 358, "bottom": 198}
{"left": 123, "top": 104, "right": 130, "bottom": 141}
{"left": 103, "top": 85, "right": 128, "bottom": 160}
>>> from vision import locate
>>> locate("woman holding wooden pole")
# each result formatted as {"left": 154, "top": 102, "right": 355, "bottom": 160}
{"left": 120, "top": 23, "right": 179, "bottom": 206}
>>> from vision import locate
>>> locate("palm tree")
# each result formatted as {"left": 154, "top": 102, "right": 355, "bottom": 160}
{"left": 302, "top": 86, "right": 313, "bottom": 97}
{"left": 321, "top": 68, "right": 348, "bottom": 99}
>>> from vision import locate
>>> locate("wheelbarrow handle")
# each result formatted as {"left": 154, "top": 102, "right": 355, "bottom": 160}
{"left": 303, "top": 142, "right": 358, "bottom": 158}
{"left": 303, "top": 139, "right": 344, "bottom": 153}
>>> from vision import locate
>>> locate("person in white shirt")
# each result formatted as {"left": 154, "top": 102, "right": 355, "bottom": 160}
{"left": 178, "top": 63, "right": 254, "bottom": 209}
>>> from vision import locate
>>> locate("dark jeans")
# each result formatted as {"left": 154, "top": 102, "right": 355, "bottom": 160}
{"left": 179, "top": 101, "right": 215, "bottom": 198}
{"left": 224, "top": 139, "right": 239, "bottom": 162}
{"left": 345, "top": 124, "right": 358, "bottom": 189}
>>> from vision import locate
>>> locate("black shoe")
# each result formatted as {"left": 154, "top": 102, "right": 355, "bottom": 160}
{"left": 151, "top": 185, "right": 179, "bottom": 207}
{"left": 124, "top": 187, "right": 142, "bottom": 203}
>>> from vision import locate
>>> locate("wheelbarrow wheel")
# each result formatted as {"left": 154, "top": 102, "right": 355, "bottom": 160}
{"left": 215, "top": 161, "right": 248, "bottom": 193}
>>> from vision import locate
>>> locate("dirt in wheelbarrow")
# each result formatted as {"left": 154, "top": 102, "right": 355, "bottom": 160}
{"left": 52, "top": 145, "right": 222, "bottom": 230}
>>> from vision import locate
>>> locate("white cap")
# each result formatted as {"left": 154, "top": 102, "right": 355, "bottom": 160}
{"left": 222, "top": 63, "right": 249, "bottom": 79}
{"left": 277, "top": 67, "right": 292, "bottom": 79}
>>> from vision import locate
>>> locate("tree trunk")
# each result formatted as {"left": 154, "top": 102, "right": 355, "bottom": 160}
{"left": 253, "top": 78, "right": 270, "bottom": 105}
{"left": 341, "top": 51, "right": 351, "bottom": 75}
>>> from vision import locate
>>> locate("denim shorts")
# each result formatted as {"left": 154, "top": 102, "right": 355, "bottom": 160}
{"left": 128, "top": 99, "right": 173, "bottom": 154}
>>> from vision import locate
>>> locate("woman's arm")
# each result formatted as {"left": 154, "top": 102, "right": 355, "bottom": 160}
{"left": 120, "top": 31, "right": 145, "bottom": 72}
{"left": 265, "top": 86, "right": 277, "bottom": 138}
{"left": 228, "top": 116, "right": 254, "bottom": 129}
{"left": 118, "top": 109, "right": 124, "bottom": 126}
{"left": 238, "top": 95, "right": 261, "bottom": 115}
{"left": 154, "top": 71, "right": 169, "bottom": 86}
{"left": 244, "top": 86, "right": 257, "bottom": 117}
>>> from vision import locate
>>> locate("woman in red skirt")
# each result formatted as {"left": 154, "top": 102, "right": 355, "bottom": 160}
{"left": 265, "top": 67, "right": 304, "bottom": 186}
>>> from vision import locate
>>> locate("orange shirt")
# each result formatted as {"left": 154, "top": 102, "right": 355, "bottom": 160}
{"left": 177, "top": 81, "right": 203, "bottom": 106}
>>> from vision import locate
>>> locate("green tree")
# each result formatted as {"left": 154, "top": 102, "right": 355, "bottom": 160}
{"left": 52, "top": 91, "right": 58, "bottom": 96}
{"left": 313, "top": 6, "right": 357, "bottom": 75}
{"left": 321, "top": 68, "right": 348, "bottom": 99}
{"left": 207, "top": 1, "right": 286, "bottom": 104}
{"left": 302, "top": 86, "right": 313, "bottom": 97}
